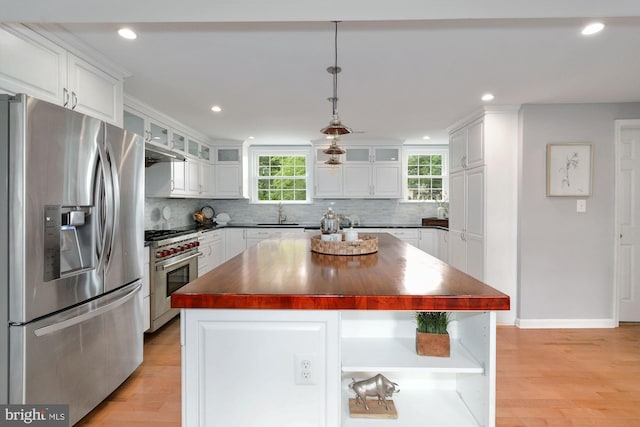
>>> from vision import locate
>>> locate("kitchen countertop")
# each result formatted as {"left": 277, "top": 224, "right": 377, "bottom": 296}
{"left": 195, "top": 222, "right": 449, "bottom": 232}
{"left": 171, "top": 233, "right": 509, "bottom": 311}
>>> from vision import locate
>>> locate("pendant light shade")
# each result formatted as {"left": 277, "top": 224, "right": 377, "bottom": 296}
{"left": 321, "top": 22, "right": 351, "bottom": 165}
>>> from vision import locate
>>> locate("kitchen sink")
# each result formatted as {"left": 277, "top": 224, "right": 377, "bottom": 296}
{"left": 257, "top": 223, "right": 300, "bottom": 226}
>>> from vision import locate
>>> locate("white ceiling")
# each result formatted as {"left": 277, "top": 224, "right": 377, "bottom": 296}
{"left": 7, "top": 1, "right": 640, "bottom": 144}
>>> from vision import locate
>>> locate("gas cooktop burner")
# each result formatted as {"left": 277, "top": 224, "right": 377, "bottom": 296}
{"left": 144, "top": 229, "right": 196, "bottom": 241}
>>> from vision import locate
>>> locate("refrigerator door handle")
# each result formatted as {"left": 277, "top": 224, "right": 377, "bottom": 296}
{"left": 95, "top": 133, "right": 115, "bottom": 270}
{"left": 105, "top": 141, "right": 120, "bottom": 269}
{"left": 33, "top": 283, "right": 141, "bottom": 337}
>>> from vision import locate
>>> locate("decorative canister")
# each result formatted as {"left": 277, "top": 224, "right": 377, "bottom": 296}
{"left": 344, "top": 227, "right": 358, "bottom": 242}
{"left": 320, "top": 207, "right": 340, "bottom": 235}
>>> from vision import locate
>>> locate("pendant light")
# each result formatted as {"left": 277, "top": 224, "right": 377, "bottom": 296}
{"left": 321, "top": 21, "right": 351, "bottom": 165}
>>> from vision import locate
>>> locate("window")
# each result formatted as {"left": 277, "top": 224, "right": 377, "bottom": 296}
{"left": 249, "top": 147, "right": 312, "bottom": 203}
{"left": 404, "top": 147, "right": 448, "bottom": 202}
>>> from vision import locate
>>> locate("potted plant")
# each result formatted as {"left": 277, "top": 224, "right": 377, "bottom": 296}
{"left": 415, "top": 311, "right": 450, "bottom": 357}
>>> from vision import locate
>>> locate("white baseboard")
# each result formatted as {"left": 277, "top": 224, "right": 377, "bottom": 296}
{"left": 515, "top": 318, "right": 616, "bottom": 329}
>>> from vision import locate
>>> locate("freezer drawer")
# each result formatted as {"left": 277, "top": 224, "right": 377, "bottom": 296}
{"left": 9, "top": 282, "right": 143, "bottom": 425}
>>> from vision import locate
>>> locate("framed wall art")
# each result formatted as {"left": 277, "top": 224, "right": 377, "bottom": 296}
{"left": 546, "top": 143, "right": 593, "bottom": 196}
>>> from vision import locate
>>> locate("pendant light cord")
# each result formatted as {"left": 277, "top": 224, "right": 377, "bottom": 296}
{"left": 332, "top": 21, "right": 339, "bottom": 116}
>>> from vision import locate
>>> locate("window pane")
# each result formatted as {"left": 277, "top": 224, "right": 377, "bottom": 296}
{"left": 404, "top": 151, "right": 446, "bottom": 202}
{"left": 282, "top": 179, "right": 294, "bottom": 190}
{"left": 254, "top": 152, "right": 309, "bottom": 202}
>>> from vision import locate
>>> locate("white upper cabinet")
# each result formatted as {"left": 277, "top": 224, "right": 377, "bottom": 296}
{"left": 125, "top": 102, "right": 218, "bottom": 200}
{"left": 314, "top": 164, "right": 343, "bottom": 198}
{"left": 66, "top": 53, "right": 122, "bottom": 125}
{"left": 450, "top": 118, "right": 484, "bottom": 173}
{"left": 314, "top": 143, "right": 402, "bottom": 199}
{"left": 0, "top": 24, "right": 123, "bottom": 125}
{"left": 212, "top": 146, "right": 244, "bottom": 199}
{"left": 0, "top": 25, "right": 66, "bottom": 104}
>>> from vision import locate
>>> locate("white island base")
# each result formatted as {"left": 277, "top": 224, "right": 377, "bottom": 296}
{"left": 180, "top": 309, "right": 497, "bottom": 427}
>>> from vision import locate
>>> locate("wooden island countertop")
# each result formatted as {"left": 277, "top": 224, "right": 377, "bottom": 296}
{"left": 171, "top": 233, "right": 510, "bottom": 311}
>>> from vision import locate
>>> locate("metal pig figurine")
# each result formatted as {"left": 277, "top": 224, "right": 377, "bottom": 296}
{"left": 349, "top": 374, "right": 400, "bottom": 411}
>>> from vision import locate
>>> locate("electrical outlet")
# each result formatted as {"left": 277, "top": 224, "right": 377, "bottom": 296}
{"left": 294, "top": 353, "right": 316, "bottom": 385}
{"left": 577, "top": 199, "right": 587, "bottom": 213}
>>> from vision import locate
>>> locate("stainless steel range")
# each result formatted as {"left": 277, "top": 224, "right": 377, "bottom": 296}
{"left": 145, "top": 230, "right": 200, "bottom": 332}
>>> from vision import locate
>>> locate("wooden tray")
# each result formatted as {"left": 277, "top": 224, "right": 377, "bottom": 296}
{"left": 310, "top": 234, "right": 378, "bottom": 256}
{"left": 348, "top": 398, "right": 398, "bottom": 418}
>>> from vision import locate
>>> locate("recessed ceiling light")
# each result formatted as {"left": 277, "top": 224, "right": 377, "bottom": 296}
{"left": 582, "top": 22, "right": 605, "bottom": 36}
{"left": 247, "top": 136, "right": 255, "bottom": 140}
{"left": 117, "top": 28, "right": 137, "bottom": 40}
{"left": 211, "top": 105, "right": 222, "bottom": 113}
{"left": 481, "top": 93, "right": 495, "bottom": 102}
{"left": 422, "top": 136, "right": 431, "bottom": 140}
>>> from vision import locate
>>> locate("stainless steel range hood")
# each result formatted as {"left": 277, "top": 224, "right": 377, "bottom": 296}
{"left": 145, "top": 144, "right": 185, "bottom": 167}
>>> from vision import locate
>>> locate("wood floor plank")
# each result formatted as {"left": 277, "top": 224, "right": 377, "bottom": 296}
{"left": 75, "top": 318, "right": 640, "bottom": 426}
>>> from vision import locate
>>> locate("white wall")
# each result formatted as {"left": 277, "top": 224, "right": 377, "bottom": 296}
{"left": 517, "top": 103, "right": 640, "bottom": 328}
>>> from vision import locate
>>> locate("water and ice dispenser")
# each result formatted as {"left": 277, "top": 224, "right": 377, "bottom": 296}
{"left": 43, "top": 205, "right": 95, "bottom": 281}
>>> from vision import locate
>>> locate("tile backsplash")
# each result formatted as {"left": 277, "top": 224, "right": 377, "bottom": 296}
{"left": 145, "top": 198, "right": 443, "bottom": 230}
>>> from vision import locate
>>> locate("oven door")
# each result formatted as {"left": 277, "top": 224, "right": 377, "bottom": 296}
{"left": 152, "top": 252, "right": 198, "bottom": 329}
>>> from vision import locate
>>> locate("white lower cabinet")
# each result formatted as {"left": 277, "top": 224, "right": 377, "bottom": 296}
{"left": 198, "top": 230, "right": 224, "bottom": 276}
{"left": 384, "top": 228, "right": 419, "bottom": 248}
{"left": 449, "top": 167, "right": 484, "bottom": 280}
{"left": 182, "top": 309, "right": 497, "bottom": 427}
{"left": 224, "top": 228, "right": 247, "bottom": 261}
{"left": 418, "top": 228, "right": 438, "bottom": 257}
{"left": 245, "top": 227, "right": 304, "bottom": 249}
{"left": 142, "top": 246, "right": 150, "bottom": 332}
{"left": 438, "top": 229, "right": 449, "bottom": 263}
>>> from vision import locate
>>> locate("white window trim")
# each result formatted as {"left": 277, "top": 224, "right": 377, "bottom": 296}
{"left": 402, "top": 146, "right": 449, "bottom": 202}
{"left": 248, "top": 145, "right": 314, "bottom": 204}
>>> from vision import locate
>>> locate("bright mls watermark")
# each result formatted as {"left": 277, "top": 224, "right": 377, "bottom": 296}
{"left": 1, "top": 405, "right": 68, "bottom": 427}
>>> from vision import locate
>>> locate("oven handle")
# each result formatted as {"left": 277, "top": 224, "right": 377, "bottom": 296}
{"left": 156, "top": 252, "right": 200, "bottom": 271}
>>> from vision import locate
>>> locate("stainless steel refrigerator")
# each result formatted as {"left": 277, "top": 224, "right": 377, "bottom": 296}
{"left": 0, "top": 94, "right": 145, "bottom": 425}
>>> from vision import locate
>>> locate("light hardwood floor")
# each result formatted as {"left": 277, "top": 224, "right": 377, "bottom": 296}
{"left": 76, "top": 318, "right": 640, "bottom": 426}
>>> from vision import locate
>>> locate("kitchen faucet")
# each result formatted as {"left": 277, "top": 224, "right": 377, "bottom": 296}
{"left": 278, "top": 202, "right": 287, "bottom": 224}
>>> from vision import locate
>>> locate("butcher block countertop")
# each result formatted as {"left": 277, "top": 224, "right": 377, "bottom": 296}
{"left": 171, "top": 233, "right": 510, "bottom": 311}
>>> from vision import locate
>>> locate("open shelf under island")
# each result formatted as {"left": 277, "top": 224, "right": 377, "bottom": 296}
{"left": 172, "top": 233, "right": 510, "bottom": 427}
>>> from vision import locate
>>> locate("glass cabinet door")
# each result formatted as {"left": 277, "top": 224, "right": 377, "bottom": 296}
{"left": 345, "top": 147, "right": 370, "bottom": 162}
{"left": 188, "top": 139, "right": 200, "bottom": 157}
{"left": 200, "top": 145, "right": 211, "bottom": 161}
{"left": 217, "top": 148, "right": 240, "bottom": 162}
{"left": 374, "top": 148, "right": 400, "bottom": 162}
{"left": 149, "top": 121, "right": 169, "bottom": 146}
{"left": 172, "top": 132, "right": 186, "bottom": 152}
{"left": 123, "top": 110, "right": 146, "bottom": 140}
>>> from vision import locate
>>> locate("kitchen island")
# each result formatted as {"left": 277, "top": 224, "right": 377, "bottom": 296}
{"left": 172, "top": 233, "right": 509, "bottom": 427}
